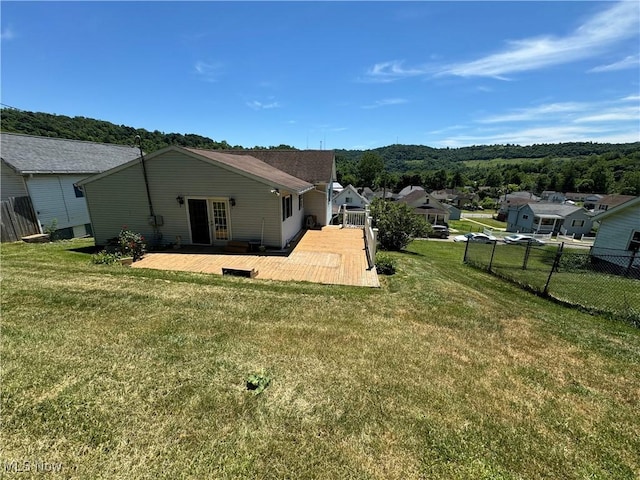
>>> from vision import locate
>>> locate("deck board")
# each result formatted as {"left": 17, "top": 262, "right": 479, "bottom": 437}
{"left": 132, "top": 226, "right": 380, "bottom": 287}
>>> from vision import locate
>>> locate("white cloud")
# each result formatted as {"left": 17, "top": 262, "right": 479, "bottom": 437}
{"left": 362, "top": 61, "right": 431, "bottom": 83}
{"left": 365, "top": 1, "right": 640, "bottom": 81}
{"left": 589, "top": 55, "right": 640, "bottom": 73}
{"left": 480, "top": 102, "right": 588, "bottom": 123}
{"left": 435, "top": 124, "right": 639, "bottom": 148}
{"left": 477, "top": 96, "right": 639, "bottom": 127}
{"left": 432, "top": 93, "right": 639, "bottom": 147}
{"left": 440, "top": 2, "right": 639, "bottom": 78}
{"left": 194, "top": 61, "right": 223, "bottom": 82}
{"left": 361, "top": 98, "right": 408, "bottom": 109}
{"left": 574, "top": 106, "right": 639, "bottom": 123}
{"left": 246, "top": 100, "right": 281, "bottom": 110}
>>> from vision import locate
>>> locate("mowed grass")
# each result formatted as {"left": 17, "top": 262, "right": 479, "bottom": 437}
{"left": 467, "top": 242, "right": 640, "bottom": 323}
{"left": 2, "top": 239, "right": 639, "bottom": 479}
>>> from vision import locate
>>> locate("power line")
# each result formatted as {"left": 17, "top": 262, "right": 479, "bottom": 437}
{"left": 0, "top": 103, "right": 22, "bottom": 110}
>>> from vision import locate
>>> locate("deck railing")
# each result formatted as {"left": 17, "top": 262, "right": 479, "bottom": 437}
{"left": 342, "top": 204, "right": 377, "bottom": 269}
{"left": 342, "top": 209, "right": 367, "bottom": 228}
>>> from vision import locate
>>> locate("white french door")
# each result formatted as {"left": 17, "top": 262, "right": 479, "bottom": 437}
{"left": 187, "top": 197, "right": 231, "bottom": 245}
{"left": 210, "top": 199, "right": 231, "bottom": 244}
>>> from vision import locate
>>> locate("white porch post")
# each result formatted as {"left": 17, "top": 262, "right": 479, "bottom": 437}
{"left": 342, "top": 203, "right": 347, "bottom": 228}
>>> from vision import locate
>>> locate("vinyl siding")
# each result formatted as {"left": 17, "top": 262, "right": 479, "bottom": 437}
{"left": 507, "top": 205, "right": 535, "bottom": 232}
{"left": 563, "top": 211, "right": 593, "bottom": 236}
{"left": 25, "top": 174, "right": 90, "bottom": 231}
{"left": 84, "top": 150, "right": 287, "bottom": 247}
{"left": 303, "top": 188, "right": 327, "bottom": 226}
{"left": 333, "top": 187, "right": 369, "bottom": 210}
{"left": 592, "top": 205, "right": 640, "bottom": 269}
{"left": 1, "top": 161, "right": 28, "bottom": 200}
{"left": 593, "top": 205, "right": 640, "bottom": 251}
{"left": 280, "top": 191, "right": 305, "bottom": 247}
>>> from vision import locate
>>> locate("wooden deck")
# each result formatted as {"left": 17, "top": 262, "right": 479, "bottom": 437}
{"left": 132, "top": 226, "right": 380, "bottom": 287}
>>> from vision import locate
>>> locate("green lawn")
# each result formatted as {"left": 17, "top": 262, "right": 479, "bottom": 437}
{"left": 2, "top": 239, "right": 639, "bottom": 479}
{"left": 466, "top": 242, "right": 640, "bottom": 323}
{"left": 449, "top": 217, "right": 507, "bottom": 233}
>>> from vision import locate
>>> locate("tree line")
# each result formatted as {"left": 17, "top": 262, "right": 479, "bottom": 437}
{"left": 0, "top": 108, "right": 296, "bottom": 152}
{"left": 337, "top": 146, "right": 640, "bottom": 196}
{"left": 2, "top": 108, "right": 638, "bottom": 195}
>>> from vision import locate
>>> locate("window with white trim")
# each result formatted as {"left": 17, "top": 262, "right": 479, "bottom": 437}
{"left": 282, "top": 194, "right": 292, "bottom": 221}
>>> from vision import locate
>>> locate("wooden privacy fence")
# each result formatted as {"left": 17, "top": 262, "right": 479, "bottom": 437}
{"left": 1, "top": 196, "right": 41, "bottom": 242}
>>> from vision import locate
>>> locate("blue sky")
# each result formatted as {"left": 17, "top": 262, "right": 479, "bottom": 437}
{"left": 1, "top": 1, "right": 639, "bottom": 150}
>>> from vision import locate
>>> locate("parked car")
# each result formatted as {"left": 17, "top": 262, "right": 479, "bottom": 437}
{"left": 428, "top": 225, "right": 450, "bottom": 239}
{"left": 503, "top": 234, "right": 545, "bottom": 245}
{"left": 453, "top": 232, "right": 497, "bottom": 243}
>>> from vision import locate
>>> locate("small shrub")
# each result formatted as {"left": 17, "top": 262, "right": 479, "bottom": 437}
{"left": 43, "top": 219, "right": 59, "bottom": 241}
{"left": 118, "top": 228, "right": 147, "bottom": 261}
{"left": 375, "top": 252, "right": 397, "bottom": 275}
{"left": 91, "top": 251, "right": 122, "bottom": 265}
{"left": 559, "top": 252, "right": 590, "bottom": 272}
{"left": 370, "top": 198, "right": 429, "bottom": 251}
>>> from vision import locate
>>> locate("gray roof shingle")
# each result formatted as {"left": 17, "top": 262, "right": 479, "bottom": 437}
{"left": 1, "top": 133, "right": 141, "bottom": 174}
{"left": 528, "top": 203, "right": 584, "bottom": 216}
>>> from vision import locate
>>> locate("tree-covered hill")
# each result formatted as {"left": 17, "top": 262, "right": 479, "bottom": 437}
{"left": 2, "top": 108, "right": 638, "bottom": 195}
{"left": 0, "top": 108, "right": 299, "bottom": 152}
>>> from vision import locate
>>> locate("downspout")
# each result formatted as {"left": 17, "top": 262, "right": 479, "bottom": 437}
{"left": 135, "top": 135, "right": 161, "bottom": 244}
{"left": 135, "top": 135, "right": 155, "bottom": 218}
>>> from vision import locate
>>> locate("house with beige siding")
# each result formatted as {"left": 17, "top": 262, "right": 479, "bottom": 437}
{"left": 1, "top": 133, "right": 140, "bottom": 238}
{"left": 79, "top": 146, "right": 336, "bottom": 249}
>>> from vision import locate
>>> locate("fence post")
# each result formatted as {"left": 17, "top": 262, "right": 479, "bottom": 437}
{"left": 544, "top": 242, "right": 564, "bottom": 294}
{"left": 626, "top": 250, "right": 637, "bottom": 278}
{"left": 488, "top": 240, "right": 497, "bottom": 273}
{"left": 522, "top": 242, "right": 531, "bottom": 270}
{"left": 463, "top": 240, "right": 470, "bottom": 263}
{"left": 342, "top": 204, "right": 347, "bottom": 228}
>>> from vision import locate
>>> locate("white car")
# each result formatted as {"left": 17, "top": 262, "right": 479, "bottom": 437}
{"left": 453, "top": 232, "right": 497, "bottom": 243}
{"left": 503, "top": 234, "right": 545, "bottom": 245}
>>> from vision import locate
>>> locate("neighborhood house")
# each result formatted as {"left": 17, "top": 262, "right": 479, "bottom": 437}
{"left": 591, "top": 196, "right": 640, "bottom": 274}
{"left": 332, "top": 184, "right": 369, "bottom": 215}
{"left": 79, "top": 146, "right": 336, "bottom": 249}
{"left": 506, "top": 203, "right": 593, "bottom": 236}
{"left": 1, "top": 133, "right": 140, "bottom": 238}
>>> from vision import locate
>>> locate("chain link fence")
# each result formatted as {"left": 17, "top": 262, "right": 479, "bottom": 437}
{"left": 463, "top": 240, "right": 640, "bottom": 326}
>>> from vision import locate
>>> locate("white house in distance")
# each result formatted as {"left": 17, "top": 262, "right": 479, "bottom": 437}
{"left": 79, "top": 146, "right": 336, "bottom": 249}
{"left": 332, "top": 184, "right": 369, "bottom": 215}
{"left": 1, "top": 133, "right": 140, "bottom": 238}
{"left": 591, "top": 196, "right": 640, "bottom": 274}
